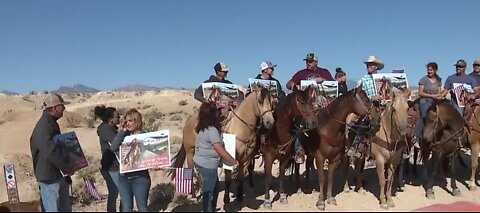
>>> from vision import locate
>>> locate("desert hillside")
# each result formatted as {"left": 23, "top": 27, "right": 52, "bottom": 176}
{"left": 0, "top": 89, "right": 479, "bottom": 212}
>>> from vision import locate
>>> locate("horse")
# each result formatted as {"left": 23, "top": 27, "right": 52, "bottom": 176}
{"left": 261, "top": 85, "right": 318, "bottom": 208}
{"left": 306, "top": 86, "right": 381, "bottom": 210}
{"left": 171, "top": 85, "right": 276, "bottom": 203}
{"left": 122, "top": 140, "right": 143, "bottom": 170}
{"left": 351, "top": 90, "right": 410, "bottom": 209}
{"left": 421, "top": 99, "right": 470, "bottom": 199}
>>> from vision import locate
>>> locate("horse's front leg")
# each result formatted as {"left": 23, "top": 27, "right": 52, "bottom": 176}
{"left": 223, "top": 170, "right": 232, "bottom": 204}
{"left": 278, "top": 157, "right": 290, "bottom": 204}
{"left": 354, "top": 156, "right": 366, "bottom": 192}
{"left": 449, "top": 155, "right": 461, "bottom": 197}
{"left": 342, "top": 153, "right": 351, "bottom": 193}
{"left": 294, "top": 162, "right": 301, "bottom": 193}
{"left": 326, "top": 156, "right": 340, "bottom": 206}
{"left": 263, "top": 152, "right": 274, "bottom": 208}
{"left": 248, "top": 159, "right": 255, "bottom": 188}
{"left": 314, "top": 152, "right": 326, "bottom": 210}
{"left": 386, "top": 162, "right": 396, "bottom": 208}
{"left": 305, "top": 155, "right": 314, "bottom": 192}
{"left": 425, "top": 152, "right": 439, "bottom": 199}
{"left": 375, "top": 156, "right": 388, "bottom": 209}
{"left": 236, "top": 165, "right": 245, "bottom": 203}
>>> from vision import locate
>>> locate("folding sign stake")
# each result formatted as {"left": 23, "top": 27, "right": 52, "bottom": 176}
{"left": 4, "top": 164, "right": 20, "bottom": 212}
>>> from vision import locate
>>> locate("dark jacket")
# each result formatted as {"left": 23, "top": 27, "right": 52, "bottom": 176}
{"left": 30, "top": 111, "right": 72, "bottom": 182}
{"left": 253, "top": 74, "right": 286, "bottom": 100}
{"left": 193, "top": 75, "right": 245, "bottom": 103}
{"left": 97, "top": 123, "right": 120, "bottom": 171}
{"left": 110, "top": 130, "right": 150, "bottom": 179}
{"left": 338, "top": 81, "right": 348, "bottom": 96}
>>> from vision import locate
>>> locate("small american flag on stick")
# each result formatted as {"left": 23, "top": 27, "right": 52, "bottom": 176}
{"left": 83, "top": 178, "right": 101, "bottom": 201}
{"left": 175, "top": 168, "right": 193, "bottom": 195}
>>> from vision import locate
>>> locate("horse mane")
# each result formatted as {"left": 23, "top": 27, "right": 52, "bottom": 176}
{"left": 316, "top": 88, "right": 354, "bottom": 128}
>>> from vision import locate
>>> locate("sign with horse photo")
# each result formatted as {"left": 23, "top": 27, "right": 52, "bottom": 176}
{"left": 202, "top": 82, "right": 239, "bottom": 107}
{"left": 119, "top": 130, "right": 171, "bottom": 173}
{"left": 53, "top": 131, "right": 88, "bottom": 176}
{"left": 248, "top": 78, "right": 279, "bottom": 100}
{"left": 372, "top": 73, "right": 409, "bottom": 102}
{"left": 452, "top": 83, "right": 473, "bottom": 108}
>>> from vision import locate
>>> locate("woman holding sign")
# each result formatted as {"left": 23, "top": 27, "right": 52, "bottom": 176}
{"left": 193, "top": 102, "right": 238, "bottom": 212}
{"left": 110, "top": 109, "right": 151, "bottom": 212}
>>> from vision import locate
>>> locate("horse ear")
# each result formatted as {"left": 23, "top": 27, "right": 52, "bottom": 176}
{"left": 293, "top": 85, "right": 299, "bottom": 93}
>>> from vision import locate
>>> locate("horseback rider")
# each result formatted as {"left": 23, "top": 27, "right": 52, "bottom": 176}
{"left": 194, "top": 62, "right": 245, "bottom": 119}
{"left": 346, "top": 55, "right": 384, "bottom": 158}
{"left": 439, "top": 59, "right": 480, "bottom": 116}
{"left": 335, "top": 67, "right": 348, "bottom": 96}
{"left": 286, "top": 53, "right": 334, "bottom": 163}
{"left": 252, "top": 61, "right": 286, "bottom": 101}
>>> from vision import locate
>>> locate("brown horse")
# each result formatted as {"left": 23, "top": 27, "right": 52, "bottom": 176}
{"left": 351, "top": 90, "right": 410, "bottom": 209}
{"left": 171, "top": 85, "right": 276, "bottom": 202}
{"left": 421, "top": 100, "right": 471, "bottom": 199}
{"left": 261, "top": 85, "right": 318, "bottom": 208}
{"left": 306, "top": 86, "right": 381, "bottom": 210}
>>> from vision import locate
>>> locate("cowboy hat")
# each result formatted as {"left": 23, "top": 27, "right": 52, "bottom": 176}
{"left": 363, "top": 56, "right": 384, "bottom": 70}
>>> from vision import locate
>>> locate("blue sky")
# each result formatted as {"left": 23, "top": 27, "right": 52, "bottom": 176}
{"left": 1, "top": 0, "right": 479, "bottom": 93}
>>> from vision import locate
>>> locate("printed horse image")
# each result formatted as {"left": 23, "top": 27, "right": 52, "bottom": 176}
{"left": 305, "top": 86, "right": 381, "bottom": 210}
{"left": 261, "top": 85, "right": 318, "bottom": 208}
{"left": 421, "top": 100, "right": 471, "bottom": 199}
{"left": 378, "top": 77, "right": 392, "bottom": 100}
{"left": 351, "top": 90, "right": 410, "bottom": 209}
{"left": 171, "top": 85, "right": 275, "bottom": 203}
{"left": 208, "top": 85, "right": 222, "bottom": 102}
{"left": 122, "top": 140, "right": 143, "bottom": 170}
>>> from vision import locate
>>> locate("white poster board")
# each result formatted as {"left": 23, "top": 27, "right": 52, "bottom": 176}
{"left": 222, "top": 133, "right": 236, "bottom": 170}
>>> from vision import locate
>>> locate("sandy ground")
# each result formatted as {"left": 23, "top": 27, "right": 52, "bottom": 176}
{"left": 0, "top": 90, "right": 479, "bottom": 212}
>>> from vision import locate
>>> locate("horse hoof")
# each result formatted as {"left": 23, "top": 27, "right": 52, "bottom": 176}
{"left": 468, "top": 183, "right": 477, "bottom": 191}
{"left": 297, "top": 188, "right": 302, "bottom": 194}
{"left": 263, "top": 201, "right": 272, "bottom": 209}
{"left": 380, "top": 203, "right": 389, "bottom": 209}
{"left": 452, "top": 188, "right": 462, "bottom": 197}
{"left": 280, "top": 194, "right": 288, "bottom": 204}
{"left": 387, "top": 199, "right": 395, "bottom": 208}
{"left": 343, "top": 186, "right": 351, "bottom": 193}
{"left": 316, "top": 200, "right": 326, "bottom": 211}
{"left": 326, "top": 197, "right": 337, "bottom": 205}
{"left": 426, "top": 189, "right": 435, "bottom": 200}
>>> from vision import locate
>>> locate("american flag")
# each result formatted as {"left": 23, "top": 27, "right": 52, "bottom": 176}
{"left": 175, "top": 168, "right": 193, "bottom": 195}
{"left": 392, "top": 69, "right": 405, "bottom": 73}
{"left": 84, "top": 178, "right": 101, "bottom": 201}
{"left": 453, "top": 85, "right": 465, "bottom": 96}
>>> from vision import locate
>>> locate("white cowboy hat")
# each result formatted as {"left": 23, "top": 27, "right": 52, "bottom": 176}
{"left": 363, "top": 56, "right": 384, "bottom": 70}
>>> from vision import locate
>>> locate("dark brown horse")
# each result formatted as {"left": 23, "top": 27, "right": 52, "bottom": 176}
{"left": 307, "top": 86, "right": 381, "bottom": 210}
{"left": 261, "top": 85, "right": 318, "bottom": 208}
{"left": 421, "top": 100, "right": 470, "bottom": 199}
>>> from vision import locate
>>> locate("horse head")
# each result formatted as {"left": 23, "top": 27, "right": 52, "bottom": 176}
{"left": 251, "top": 86, "right": 275, "bottom": 129}
{"left": 422, "top": 100, "right": 466, "bottom": 144}
{"left": 388, "top": 89, "right": 410, "bottom": 136}
{"left": 292, "top": 85, "right": 318, "bottom": 129}
{"left": 351, "top": 85, "right": 381, "bottom": 129}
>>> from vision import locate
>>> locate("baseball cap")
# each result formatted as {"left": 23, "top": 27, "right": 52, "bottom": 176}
{"left": 473, "top": 60, "right": 480, "bottom": 66}
{"left": 43, "top": 94, "right": 69, "bottom": 108}
{"left": 260, "top": 61, "right": 277, "bottom": 71}
{"left": 214, "top": 62, "right": 229, "bottom": 72}
{"left": 303, "top": 53, "right": 318, "bottom": 61}
{"left": 454, "top": 59, "right": 467, "bottom": 67}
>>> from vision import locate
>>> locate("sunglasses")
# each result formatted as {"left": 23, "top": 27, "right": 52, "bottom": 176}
{"left": 474, "top": 64, "right": 480, "bottom": 67}
{"left": 219, "top": 70, "right": 229, "bottom": 74}
{"left": 456, "top": 66, "right": 466, "bottom": 68}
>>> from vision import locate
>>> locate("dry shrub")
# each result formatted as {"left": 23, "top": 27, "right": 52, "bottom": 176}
{"left": 178, "top": 100, "right": 188, "bottom": 106}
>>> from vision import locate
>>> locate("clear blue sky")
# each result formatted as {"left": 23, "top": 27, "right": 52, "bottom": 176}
{"left": 1, "top": 0, "right": 479, "bottom": 93}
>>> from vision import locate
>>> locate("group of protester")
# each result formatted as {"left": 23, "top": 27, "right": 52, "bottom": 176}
{"left": 29, "top": 52, "right": 480, "bottom": 212}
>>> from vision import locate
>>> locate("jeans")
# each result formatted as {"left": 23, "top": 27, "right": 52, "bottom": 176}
{"left": 414, "top": 99, "right": 432, "bottom": 138}
{"left": 197, "top": 165, "right": 219, "bottom": 212}
{"left": 117, "top": 174, "right": 151, "bottom": 212}
{"left": 452, "top": 101, "right": 465, "bottom": 116}
{"left": 101, "top": 170, "right": 120, "bottom": 212}
{"left": 39, "top": 178, "right": 72, "bottom": 212}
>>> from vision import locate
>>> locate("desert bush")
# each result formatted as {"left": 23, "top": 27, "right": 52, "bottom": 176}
{"left": 43, "top": 90, "right": 49, "bottom": 94}
{"left": 142, "top": 104, "right": 153, "bottom": 110}
{"left": 64, "top": 113, "right": 82, "bottom": 128}
{"left": 170, "top": 136, "right": 182, "bottom": 144}
{"left": 0, "top": 120, "right": 4, "bottom": 126}
{"left": 170, "top": 114, "right": 182, "bottom": 122}
{"left": 178, "top": 100, "right": 188, "bottom": 106}
{"left": 86, "top": 118, "right": 95, "bottom": 128}
{"left": 149, "top": 183, "right": 175, "bottom": 206}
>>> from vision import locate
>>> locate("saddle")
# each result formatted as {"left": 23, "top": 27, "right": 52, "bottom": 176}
{"left": 464, "top": 100, "right": 479, "bottom": 125}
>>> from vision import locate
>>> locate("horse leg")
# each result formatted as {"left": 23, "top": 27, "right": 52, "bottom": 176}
{"left": 248, "top": 159, "right": 255, "bottom": 188}
{"left": 263, "top": 153, "right": 274, "bottom": 208}
{"left": 386, "top": 163, "right": 396, "bottom": 208}
{"left": 223, "top": 170, "right": 232, "bottom": 204}
{"left": 425, "top": 152, "right": 439, "bottom": 200}
{"left": 469, "top": 141, "right": 479, "bottom": 191}
{"left": 396, "top": 158, "right": 405, "bottom": 191}
{"left": 354, "top": 157, "right": 366, "bottom": 192}
{"left": 375, "top": 157, "right": 388, "bottom": 209}
{"left": 294, "top": 162, "right": 301, "bottom": 193}
{"left": 450, "top": 155, "right": 461, "bottom": 197}
{"left": 413, "top": 147, "right": 419, "bottom": 177}
{"left": 342, "top": 154, "right": 351, "bottom": 193}
{"left": 236, "top": 165, "right": 245, "bottom": 203}
{"left": 326, "top": 158, "right": 339, "bottom": 206}
{"left": 305, "top": 155, "right": 314, "bottom": 192}
{"left": 186, "top": 152, "right": 195, "bottom": 168}
{"left": 314, "top": 153, "right": 326, "bottom": 210}
{"left": 278, "top": 157, "right": 289, "bottom": 204}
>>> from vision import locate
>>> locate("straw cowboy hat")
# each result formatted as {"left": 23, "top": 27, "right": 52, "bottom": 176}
{"left": 363, "top": 56, "right": 384, "bottom": 70}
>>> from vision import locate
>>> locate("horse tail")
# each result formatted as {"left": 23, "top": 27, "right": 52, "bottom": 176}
{"left": 169, "top": 143, "right": 187, "bottom": 180}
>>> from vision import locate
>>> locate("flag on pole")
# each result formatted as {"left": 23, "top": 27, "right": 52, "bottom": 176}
{"left": 84, "top": 178, "right": 101, "bottom": 201}
{"left": 175, "top": 168, "right": 193, "bottom": 194}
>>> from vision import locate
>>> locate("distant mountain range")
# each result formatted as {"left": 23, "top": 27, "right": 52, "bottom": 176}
{"left": 114, "top": 84, "right": 161, "bottom": 92}
{"left": 0, "top": 90, "right": 19, "bottom": 95}
{"left": 51, "top": 84, "right": 100, "bottom": 94}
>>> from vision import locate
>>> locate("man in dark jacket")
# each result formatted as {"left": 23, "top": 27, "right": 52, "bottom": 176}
{"left": 250, "top": 61, "right": 286, "bottom": 101}
{"left": 194, "top": 62, "right": 245, "bottom": 103}
{"left": 30, "top": 94, "right": 73, "bottom": 212}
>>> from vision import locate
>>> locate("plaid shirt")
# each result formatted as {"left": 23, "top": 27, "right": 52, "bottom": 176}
{"left": 357, "top": 74, "right": 377, "bottom": 98}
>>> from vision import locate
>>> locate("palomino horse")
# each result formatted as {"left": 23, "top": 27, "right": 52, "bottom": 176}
{"left": 171, "top": 86, "right": 276, "bottom": 202}
{"left": 261, "top": 85, "right": 318, "bottom": 208}
{"left": 306, "top": 86, "right": 381, "bottom": 210}
{"left": 421, "top": 100, "right": 471, "bottom": 199}
{"left": 351, "top": 90, "right": 410, "bottom": 209}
